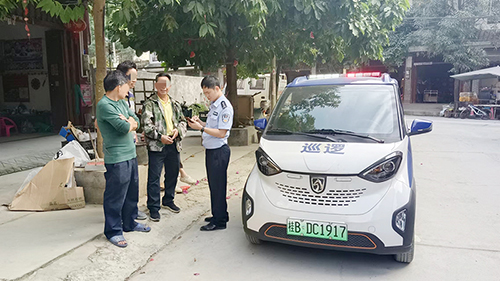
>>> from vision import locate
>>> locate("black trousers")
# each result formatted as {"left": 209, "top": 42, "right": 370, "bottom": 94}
{"left": 147, "top": 143, "right": 180, "bottom": 213}
{"left": 205, "top": 144, "right": 231, "bottom": 225}
{"left": 103, "top": 158, "right": 139, "bottom": 239}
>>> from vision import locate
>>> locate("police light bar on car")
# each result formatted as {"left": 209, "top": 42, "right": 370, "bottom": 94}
{"left": 308, "top": 74, "right": 341, "bottom": 79}
{"left": 308, "top": 72, "right": 382, "bottom": 80}
{"left": 346, "top": 72, "right": 382, "bottom": 78}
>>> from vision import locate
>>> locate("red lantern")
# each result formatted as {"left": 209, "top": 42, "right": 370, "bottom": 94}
{"left": 65, "top": 19, "right": 87, "bottom": 40}
{"left": 65, "top": 19, "right": 87, "bottom": 33}
{"left": 190, "top": 51, "right": 195, "bottom": 58}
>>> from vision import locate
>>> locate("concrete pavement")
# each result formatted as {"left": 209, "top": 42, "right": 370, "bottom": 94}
{"left": 2, "top": 116, "right": 499, "bottom": 280}
{"left": 0, "top": 131, "right": 259, "bottom": 281}
{"left": 0, "top": 135, "right": 64, "bottom": 176}
{"left": 402, "top": 103, "right": 445, "bottom": 117}
{"left": 128, "top": 116, "right": 500, "bottom": 281}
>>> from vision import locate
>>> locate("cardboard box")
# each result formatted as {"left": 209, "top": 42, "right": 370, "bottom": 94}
{"left": 9, "top": 158, "right": 86, "bottom": 211}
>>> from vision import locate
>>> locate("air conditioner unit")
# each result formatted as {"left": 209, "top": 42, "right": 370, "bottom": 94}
{"left": 82, "top": 54, "right": 90, "bottom": 73}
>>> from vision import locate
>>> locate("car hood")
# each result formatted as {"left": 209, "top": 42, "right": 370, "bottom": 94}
{"left": 260, "top": 138, "right": 399, "bottom": 174}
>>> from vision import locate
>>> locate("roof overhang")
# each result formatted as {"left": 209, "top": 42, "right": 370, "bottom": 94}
{"left": 450, "top": 66, "right": 500, "bottom": 81}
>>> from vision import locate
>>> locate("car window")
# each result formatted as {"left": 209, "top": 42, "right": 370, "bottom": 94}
{"left": 266, "top": 84, "right": 401, "bottom": 143}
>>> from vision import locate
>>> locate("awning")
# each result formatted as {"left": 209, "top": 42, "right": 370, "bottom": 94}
{"left": 451, "top": 66, "right": 500, "bottom": 81}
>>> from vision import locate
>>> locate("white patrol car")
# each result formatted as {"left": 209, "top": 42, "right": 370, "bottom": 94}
{"left": 242, "top": 72, "right": 432, "bottom": 263}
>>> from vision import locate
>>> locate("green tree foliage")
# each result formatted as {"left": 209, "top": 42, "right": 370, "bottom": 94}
{"left": 0, "top": 0, "right": 85, "bottom": 23}
{"left": 111, "top": 0, "right": 408, "bottom": 124}
{"left": 115, "top": 0, "right": 409, "bottom": 72}
{"left": 87, "top": 4, "right": 140, "bottom": 68}
{"left": 266, "top": 0, "right": 410, "bottom": 70}
{"left": 115, "top": 0, "right": 271, "bottom": 72}
{"left": 384, "top": 0, "right": 495, "bottom": 73}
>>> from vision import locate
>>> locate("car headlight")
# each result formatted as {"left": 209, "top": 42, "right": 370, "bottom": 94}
{"left": 359, "top": 152, "right": 403, "bottom": 183}
{"left": 255, "top": 148, "right": 282, "bottom": 176}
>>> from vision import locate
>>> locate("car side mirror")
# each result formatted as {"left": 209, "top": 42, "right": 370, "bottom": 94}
{"left": 408, "top": 119, "right": 432, "bottom": 136}
{"left": 254, "top": 118, "right": 267, "bottom": 131}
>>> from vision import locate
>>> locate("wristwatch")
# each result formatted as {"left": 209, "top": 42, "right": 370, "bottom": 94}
{"left": 200, "top": 127, "right": 205, "bottom": 133}
{"left": 158, "top": 133, "right": 162, "bottom": 140}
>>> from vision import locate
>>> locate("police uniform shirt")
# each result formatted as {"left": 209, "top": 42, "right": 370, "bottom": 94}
{"left": 127, "top": 91, "right": 136, "bottom": 112}
{"left": 202, "top": 95, "right": 233, "bottom": 149}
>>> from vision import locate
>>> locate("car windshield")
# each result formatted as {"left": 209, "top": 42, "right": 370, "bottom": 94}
{"left": 265, "top": 84, "right": 401, "bottom": 143}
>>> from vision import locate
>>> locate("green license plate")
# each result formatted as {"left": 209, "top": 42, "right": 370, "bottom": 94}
{"left": 286, "top": 218, "right": 348, "bottom": 241}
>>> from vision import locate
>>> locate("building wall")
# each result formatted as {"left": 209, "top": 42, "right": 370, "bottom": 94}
{"left": 169, "top": 74, "right": 205, "bottom": 105}
{"left": 134, "top": 71, "right": 205, "bottom": 108}
{"left": 0, "top": 22, "right": 52, "bottom": 111}
{"left": 479, "top": 78, "right": 498, "bottom": 88}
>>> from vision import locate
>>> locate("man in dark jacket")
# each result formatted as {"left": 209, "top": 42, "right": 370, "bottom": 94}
{"left": 142, "top": 73, "right": 187, "bottom": 222}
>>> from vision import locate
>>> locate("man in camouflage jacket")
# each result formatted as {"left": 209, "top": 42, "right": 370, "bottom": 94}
{"left": 141, "top": 73, "right": 187, "bottom": 221}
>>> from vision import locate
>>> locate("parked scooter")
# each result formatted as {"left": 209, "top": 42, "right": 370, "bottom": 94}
{"left": 458, "top": 104, "right": 491, "bottom": 119}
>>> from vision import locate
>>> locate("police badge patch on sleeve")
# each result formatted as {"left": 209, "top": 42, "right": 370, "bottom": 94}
{"left": 222, "top": 113, "right": 230, "bottom": 123}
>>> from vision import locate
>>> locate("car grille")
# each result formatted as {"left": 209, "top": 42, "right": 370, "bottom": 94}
{"left": 276, "top": 182, "right": 366, "bottom": 207}
{"left": 264, "top": 224, "right": 377, "bottom": 249}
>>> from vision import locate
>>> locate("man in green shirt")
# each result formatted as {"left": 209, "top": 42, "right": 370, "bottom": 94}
{"left": 116, "top": 60, "right": 147, "bottom": 221}
{"left": 97, "top": 70, "right": 151, "bottom": 248}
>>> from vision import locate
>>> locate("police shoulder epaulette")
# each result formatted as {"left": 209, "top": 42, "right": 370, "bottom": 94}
{"left": 221, "top": 101, "right": 227, "bottom": 109}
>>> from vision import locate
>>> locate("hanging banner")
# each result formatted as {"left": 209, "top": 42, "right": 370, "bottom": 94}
{"left": 81, "top": 83, "right": 93, "bottom": 106}
{"left": 1, "top": 38, "right": 44, "bottom": 71}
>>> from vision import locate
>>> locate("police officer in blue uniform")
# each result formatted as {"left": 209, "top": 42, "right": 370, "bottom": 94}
{"left": 187, "top": 76, "right": 233, "bottom": 231}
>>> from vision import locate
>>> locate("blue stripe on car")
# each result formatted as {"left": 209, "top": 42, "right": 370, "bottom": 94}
{"left": 407, "top": 139, "right": 413, "bottom": 188}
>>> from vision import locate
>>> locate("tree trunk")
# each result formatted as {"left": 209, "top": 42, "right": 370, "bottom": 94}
{"left": 269, "top": 55, "right": 277, "bottom": 110}
{"left": 225, "top": 16, "right": 238, "bottom": 128}
{"left": 275, "top": 63, "right": 281, "bottom": 105}
{"left": 226, "top": 52, "right": 238, "bottom": 128}
{"left": 93, "top": 0, "right": 106, "bottom": 158}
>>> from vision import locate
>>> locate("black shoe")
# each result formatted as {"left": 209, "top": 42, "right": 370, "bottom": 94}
{"left": 162, "top": 202, "right": 180, "bottom": 213}
{"left": 200, "top": 222, "right": 226, "bottom": 231}
{"left": 149, "top": 211, "right": 160, "bottom": 222}
{"left": 204, "top": 216, "right": 229, "bottom": 223}
{"left": 137, "top": 210, "right": 147, "bottom": 220}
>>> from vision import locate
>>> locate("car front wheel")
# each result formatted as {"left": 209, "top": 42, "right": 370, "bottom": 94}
{"left": 246, "top": 233, "right": 262, "bottom": 245}
{"left": 394, "top": 239, "right": 414, "bottom": 263}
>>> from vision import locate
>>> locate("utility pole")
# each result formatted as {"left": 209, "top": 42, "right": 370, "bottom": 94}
{"left": 225, "top": 16, "right": 239, "bottom": 127}
{"left": 112, "top": 42, "right": 117, "bottom": 67}
{"left": 269, "top": 55, "right": 277, "bottom": 110}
